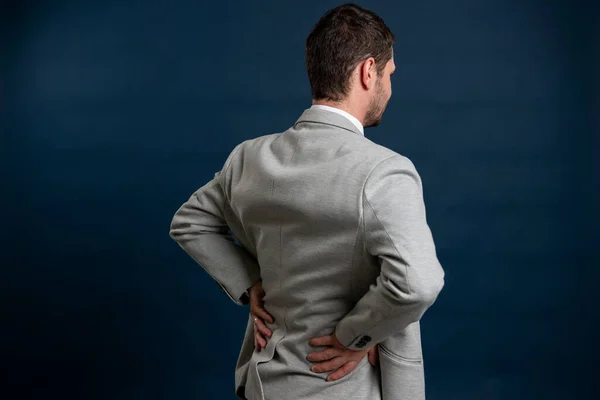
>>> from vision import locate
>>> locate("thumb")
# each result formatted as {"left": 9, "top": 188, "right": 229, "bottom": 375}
{"left": 367, "top": 346, "right": 378, "bottom": 366}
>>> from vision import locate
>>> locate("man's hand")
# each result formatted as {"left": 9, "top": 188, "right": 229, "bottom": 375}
{"left": 307, "top": 332, "right": 379, "bottom": 381}
{"left": 367, "top": 345, "right": 379, "bottom": 367}
{"left": 249, "top": 280, "right": 274, "bottom": 352}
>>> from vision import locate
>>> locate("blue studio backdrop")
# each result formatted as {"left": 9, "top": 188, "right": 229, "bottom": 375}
{"left": 1, "top": 0, "right": 598, "bottom": 399}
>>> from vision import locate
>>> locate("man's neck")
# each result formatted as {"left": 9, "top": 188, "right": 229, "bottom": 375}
{"left": 311, "top": 99, "right": 365, "bottom": 126}
{"left": 310, "top": 101, "right": 365, "bottom": 135}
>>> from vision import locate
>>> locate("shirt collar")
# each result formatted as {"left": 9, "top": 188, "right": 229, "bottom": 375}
{"left": 309, "top": 105, "right": 364, "bottom": 136}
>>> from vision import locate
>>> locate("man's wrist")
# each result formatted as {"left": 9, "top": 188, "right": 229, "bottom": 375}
{"left": 245, "top": 278, "right": 262, "bottom": 305}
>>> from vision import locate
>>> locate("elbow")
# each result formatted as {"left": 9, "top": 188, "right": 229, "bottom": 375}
{"left": 169, "top": 225, "right": 177, "bottom": 241}
{"left": 415, "top": 267, "right": 445, "bottom": 307}
{"left": 419, "top": 277, "right": 444, "bottom": 307}
{"left": 169, "top": 213, "right": 185, "bottom": 241}
{"left": 169, "top": 212, "right": 206, "bottom": 243}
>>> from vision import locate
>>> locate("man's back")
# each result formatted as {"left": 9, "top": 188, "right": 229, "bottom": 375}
{"left": 223, "top": 108, "right": 419, "bottom": 399}
{"left": 171, "top": 5, "right": 445, "bottom": 399}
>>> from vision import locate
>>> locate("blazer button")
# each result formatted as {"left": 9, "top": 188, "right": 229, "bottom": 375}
{"left": 363, "top": 335, "right": 371, "bottom": 343}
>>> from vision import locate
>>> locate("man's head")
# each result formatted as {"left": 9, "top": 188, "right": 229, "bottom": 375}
{"left": 305, "top": 3, "right": 396, "bottom": 128}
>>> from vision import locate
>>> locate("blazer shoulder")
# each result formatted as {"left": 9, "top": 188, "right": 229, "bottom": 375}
{"left": 360, "top": 140, "right": 417, "bottom": 174}
{"left": 226, "top": 133, "right": 282, "bottom": 162}
{"left": 241, "top": 132, "right": 282, "bottom": 148}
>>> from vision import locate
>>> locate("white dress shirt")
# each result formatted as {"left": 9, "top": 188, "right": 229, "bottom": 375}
{"left": 309, "top": 104, "right": 364, "bottom": 136}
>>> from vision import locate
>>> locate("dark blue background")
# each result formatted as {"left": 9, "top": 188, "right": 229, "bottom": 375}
{"left": 2, "top": 0, "right": 598, "bottom": 399}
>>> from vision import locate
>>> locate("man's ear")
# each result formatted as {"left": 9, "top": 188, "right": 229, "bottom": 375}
{"left": 360, "top": 57, "right": 377, "bottom": 90}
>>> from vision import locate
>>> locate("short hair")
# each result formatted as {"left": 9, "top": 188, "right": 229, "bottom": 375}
{"left": 305, "top": 3, "right": 395, "bottom": 101}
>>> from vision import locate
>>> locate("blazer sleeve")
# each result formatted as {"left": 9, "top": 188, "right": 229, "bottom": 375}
{"left": 169, "top": 144, "right": 261, "bottom": 306}
{"left": 335, "top": 155, "right": 445, "bottom": 349}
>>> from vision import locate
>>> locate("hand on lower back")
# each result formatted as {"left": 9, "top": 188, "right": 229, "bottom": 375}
{"left": 249, "top": 280, "right": 274, "bottom": 351}
{"left": 307, "top": 332, "right": 377, "bottom": 382}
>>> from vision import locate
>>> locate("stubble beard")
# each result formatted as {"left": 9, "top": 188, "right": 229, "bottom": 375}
{"left": 363, "top": 82, "right": 388, "bottom": 129}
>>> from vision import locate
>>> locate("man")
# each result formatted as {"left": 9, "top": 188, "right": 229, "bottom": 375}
{"left": 169, "top": 3, "right": 445, "bottom": 400}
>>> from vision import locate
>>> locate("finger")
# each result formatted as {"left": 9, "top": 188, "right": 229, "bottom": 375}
{"left": 252, "top": 322, "right": 267, "bottom": 348}
{"left": 256, "top": 334, "right": 267, "bottom": 349}
{"left": 368, "top": 347, "right": 378, "bottom": 366}
{"left": 309, "top": 334, "right": 334, "bottom": 347}
{"left": 254, "top": 318, "right": 272, "bottom": 338}
{"left": 307, "top": 347, "right": 340, "bottom": 362}
{"left": 326, "top": 360, "right": 359, "bottom": 382}
{"left": 254, "top": 307, "right": 274, "bottom": 323}
{"left": 253, "top": 325, "right": 261, "bottom": 352}
{"left": 311, "top": 356, "right": 345, "bottom": 373}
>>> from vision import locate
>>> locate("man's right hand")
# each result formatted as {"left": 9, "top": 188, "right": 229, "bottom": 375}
{"left": 250, "top": 280, "right": 380, "bottom": 373}
{"left": 307, "top": 332, "right": 379, "bottom": 381}
{"left": 367, "top": 345, "right": 379, "bottom": 367}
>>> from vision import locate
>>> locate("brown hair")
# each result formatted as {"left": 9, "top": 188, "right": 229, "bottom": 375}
{"left": 305, "top": 3, "right": 395, "bottom": 101}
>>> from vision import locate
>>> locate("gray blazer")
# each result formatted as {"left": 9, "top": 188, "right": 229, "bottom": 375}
{"left": 169, "top": 107, "right": 445, "bottom": 400}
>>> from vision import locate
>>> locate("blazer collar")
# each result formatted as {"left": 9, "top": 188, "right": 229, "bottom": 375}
{"left": 294, "top": 107, "right": 363, "bottom": 136}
